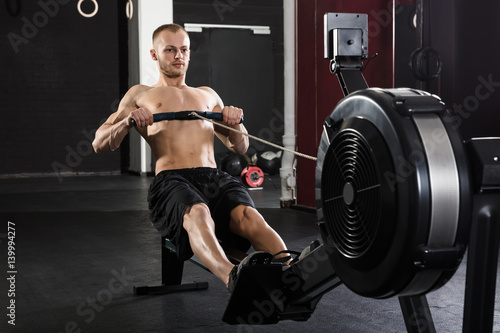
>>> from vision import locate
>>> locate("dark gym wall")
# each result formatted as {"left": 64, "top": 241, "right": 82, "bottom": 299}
{"left": 1, "top": 0, "right": 127, "bottom": 178}
{"left": 394, "top": 0, "right": 455, "bottom": 104}
{"left": 454, "top": 0, "right": 500, "bottom": 140}
{"left": 394, "top": 0, "right": 500, "bottom": 140}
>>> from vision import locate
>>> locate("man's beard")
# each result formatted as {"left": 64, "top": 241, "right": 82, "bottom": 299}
{"left": 159, "top": 61, "right": 188, "bottom": 78}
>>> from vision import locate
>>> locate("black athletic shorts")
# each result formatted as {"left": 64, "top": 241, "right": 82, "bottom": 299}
{"left": 148, "top": 167, "right": 254, "bottom": 261}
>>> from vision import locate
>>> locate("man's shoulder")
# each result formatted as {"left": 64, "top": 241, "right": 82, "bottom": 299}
{"left": 194, "top": 86, "right": 223, "bottom": 108}
{"left": 122, "top": 84, "right": 155, "bottom": 103}
{"left": 129, "top": 84, "right": 153, "bottom": 94}
{"left": 195, "top": 86, "right": 220, "bottom": 99}
{"left": 196, "top": 86, "right": 215, "bottom": 93}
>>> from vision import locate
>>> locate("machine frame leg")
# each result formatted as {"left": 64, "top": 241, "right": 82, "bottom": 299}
{"left": 399, "top": 295, "right": 436, "bottom": 333}
{"left": 463, "top": 193, "right": 500, "bottom": 333}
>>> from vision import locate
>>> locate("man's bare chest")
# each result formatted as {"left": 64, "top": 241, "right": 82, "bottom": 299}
{"left": 136, "top": 87, "right": 217, "bottom": 114}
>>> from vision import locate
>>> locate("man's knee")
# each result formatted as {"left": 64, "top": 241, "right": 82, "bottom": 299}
{"left": 183, "top": 203, "right": 213, "bottom": 232}
{"left": 230, "top": 205, "right": 267, "bottom": 236}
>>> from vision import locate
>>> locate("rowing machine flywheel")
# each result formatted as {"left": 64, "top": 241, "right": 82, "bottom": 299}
{"left": 241, "top": 165, "right": 264, "bottom": 188}
{"left": 316, "top": 88, "right": 472, "bottom": 298}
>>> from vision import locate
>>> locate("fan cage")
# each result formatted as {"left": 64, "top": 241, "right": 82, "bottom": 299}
{"left": 321, "top": 129, "right": 382, "bottom": 259}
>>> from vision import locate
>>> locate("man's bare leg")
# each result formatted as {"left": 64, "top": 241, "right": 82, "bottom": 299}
{"left": 182, "top": 203, "right": 234, "bottom": 286}
{"left": 229, "top": 205, "right": 289, "bottom": 262}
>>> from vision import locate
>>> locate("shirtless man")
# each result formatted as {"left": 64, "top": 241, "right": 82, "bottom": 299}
{"left": 92, "top": 23, "right": 289, "bottom": 292}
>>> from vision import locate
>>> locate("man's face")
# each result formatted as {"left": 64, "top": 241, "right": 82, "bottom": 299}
{"left": 152, "top": 30, "right": 191, "bottom": 78}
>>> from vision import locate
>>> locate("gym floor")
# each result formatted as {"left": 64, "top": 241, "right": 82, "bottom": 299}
{"left": 0, "top": 174, "right": 498, "bottom": 333}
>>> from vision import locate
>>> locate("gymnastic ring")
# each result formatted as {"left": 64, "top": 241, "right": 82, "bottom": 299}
{"left": 77, "top": 0, "right": 98, "bottom": 18}
{"left": 6, "top": 0, "right": 22, "bottom": 17}
{"left": 409, "top": 47, "right": 442, "bottom": 81}
{"left": 126, "top": 0, "right": 133, "bottom": 20}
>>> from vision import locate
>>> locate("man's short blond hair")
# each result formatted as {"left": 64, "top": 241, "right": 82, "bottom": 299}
{"left": 152, "top": 23, "right": 188, "bottom": 43}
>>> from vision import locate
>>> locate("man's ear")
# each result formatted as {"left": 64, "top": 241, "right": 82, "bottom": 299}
{"left": 150, "top": 49, "right": 158, "bottom": 61}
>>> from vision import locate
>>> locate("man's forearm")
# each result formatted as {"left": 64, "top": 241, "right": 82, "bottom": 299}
{"left": 92, "top": 119, "right": 131, "bottom": 153}
{"left": 228, "top": 124, "right": 249, "bottom": 154}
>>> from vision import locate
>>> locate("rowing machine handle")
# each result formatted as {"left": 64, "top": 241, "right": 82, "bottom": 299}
{"left": 130, "top": 111, "right": 244, "bottom": 126}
